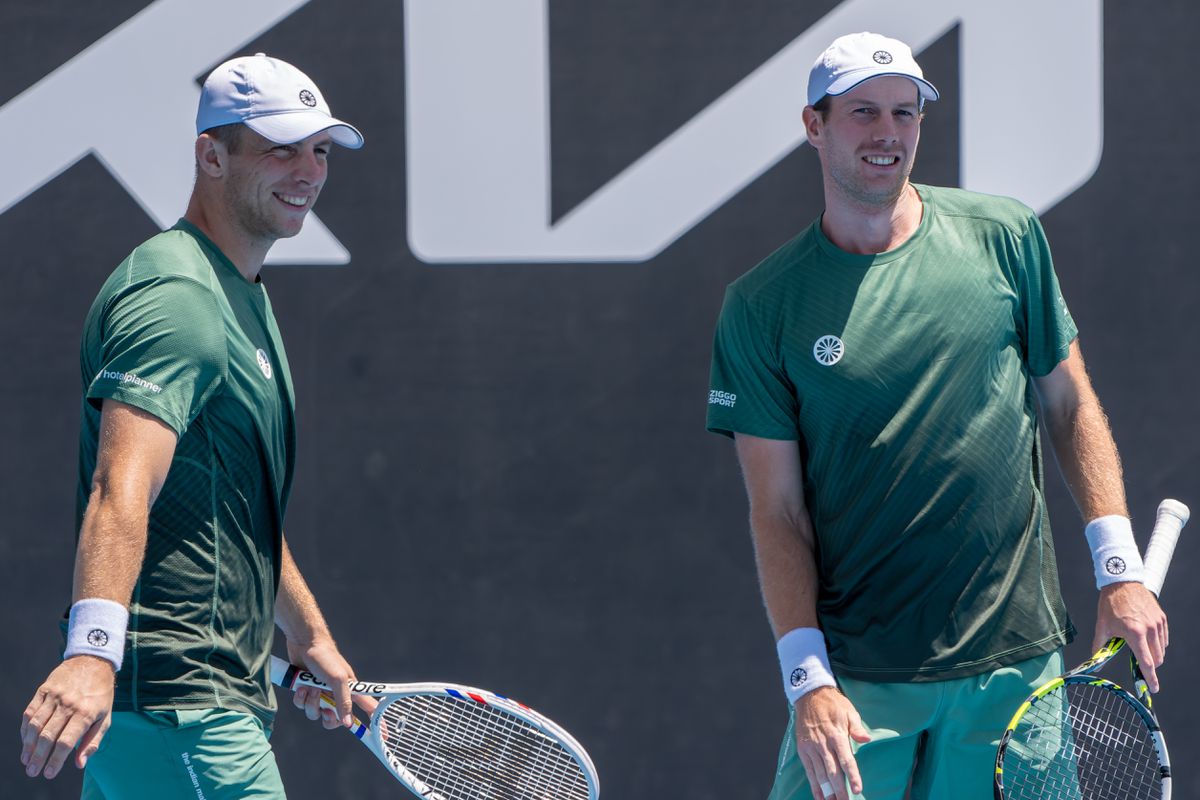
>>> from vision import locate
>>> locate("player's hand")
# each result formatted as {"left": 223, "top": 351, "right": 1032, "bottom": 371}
{"left": 1094, "top": 581, "right": 1167, "bottom": 692}
{"left": 286, "top": 639, "right": 378, "bottom": 730}
{"left": 793, "top": 686, "right": 871, "bottom": 800}
{"left": 20, "top": 655, "right": 115, "bottom": 779}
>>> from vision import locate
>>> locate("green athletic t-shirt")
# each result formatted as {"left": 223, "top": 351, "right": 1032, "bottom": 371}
{"left": 76, "top": 219, "right": 295, "bottom": 723}
{"left": 707, "top": 185, "right": 1078, "bottom": 681}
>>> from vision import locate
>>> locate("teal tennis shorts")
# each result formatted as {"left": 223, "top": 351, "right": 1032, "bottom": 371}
{"left": 767, "top": 651, "right": 1063, "bottom": 800}
{"left": 81, "top": 708, "right": 286, "bottom": 800}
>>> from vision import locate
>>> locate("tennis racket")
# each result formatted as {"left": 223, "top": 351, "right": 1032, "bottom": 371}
{"left": 271, "top": 656, "right": 600, "bottom": 800}
{"left": 993, "top": 498, "right": 1189, "bottom": 800}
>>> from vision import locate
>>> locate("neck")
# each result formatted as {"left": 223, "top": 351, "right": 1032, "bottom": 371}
{"left": 820, "top": 182, "right": 923, "bottom": 255}
{"left": 183, "top": 192, "right": 270, "bottom": 283}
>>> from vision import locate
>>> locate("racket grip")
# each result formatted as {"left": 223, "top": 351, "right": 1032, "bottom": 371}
{"left": 1142, "top": 499, "right": 1189, "bottom": 597}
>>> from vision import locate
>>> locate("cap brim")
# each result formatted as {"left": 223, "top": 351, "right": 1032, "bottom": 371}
{"left": 825, "top": 69, "right": 939, "bottom": 103}
{"left": 245, "top": 111, "right": 365, "bottom": 149}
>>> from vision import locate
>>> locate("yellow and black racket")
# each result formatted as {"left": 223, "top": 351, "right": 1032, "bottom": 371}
{"left": 994, "top": 499, "right": 1188, "bottom": 800}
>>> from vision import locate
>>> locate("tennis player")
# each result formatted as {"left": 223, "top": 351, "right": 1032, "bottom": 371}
{"left": 706, "top": 32, "right": 1168, "bottom": 800}
{"left": 20, "top": 54, "right": 369, "bottom": 798}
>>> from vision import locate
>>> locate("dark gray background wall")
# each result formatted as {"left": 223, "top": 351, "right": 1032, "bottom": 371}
{"left": 2, "top": 2, "right": 1196, "bottom": 798}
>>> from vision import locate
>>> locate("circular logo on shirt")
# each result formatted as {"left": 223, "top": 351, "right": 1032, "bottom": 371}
{"left": 299, "top": 89, "right": 318, "bottom": 107}
{"left": 256, "top": 348, "right": 274, "bottom": 380}
{"left": 87, "top": 629, "right": 109, "bottom": 648}
{"left": 1105, "top": 556, "right": 1127, "bottom": 575}
{"left": 873, "top": 50, "right": 893, "bottom": 65}
{"left": 790, "top": 667, "right": 808, "bottom": 688}
{"left": 813, "top": 335, "right": 844, "bottom": 366}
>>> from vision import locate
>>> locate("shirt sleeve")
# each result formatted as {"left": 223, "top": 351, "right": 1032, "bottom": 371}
{"left": 86, "top": 275, "right": 227, "bottom": 435}
{"left": 1015, "top": 213, "right": 1078, "bottom": 377}
{"left": 705, "top": 286, "right": 800, "bottom": 440}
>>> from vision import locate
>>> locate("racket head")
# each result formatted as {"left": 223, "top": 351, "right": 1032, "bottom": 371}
{"left": 994, "top": 675, "right": 1170, "bottom": 799}
{"left": 363, "top": 682, "right": 599, "bottom": 800}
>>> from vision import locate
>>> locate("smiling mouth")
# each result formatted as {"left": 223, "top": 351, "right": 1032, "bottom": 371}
{"left": 863, "top": 155, "right": 900, "bottom": 166}
{"left": 275, "top": 193, "right": 310, "bottom": 208}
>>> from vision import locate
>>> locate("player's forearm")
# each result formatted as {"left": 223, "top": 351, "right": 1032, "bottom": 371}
{"left": 1042, "top": 388, "right": 1128, "bottom": 522}
{"left": 750, "top": 509, "right": 822, "bottom": 637}
{"left": 71, "top": 484, "right": 152, "bottom": 604}
{"left": 275, "top": 537, "right": 335, "bottom": 648}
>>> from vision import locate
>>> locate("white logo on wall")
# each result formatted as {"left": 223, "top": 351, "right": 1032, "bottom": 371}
{"left": 405, "top": 0, "right": 1104, "bottom": 262}
{"left": 0, "top": 0, "right": 1103, "bottom": 265}
{"left": 0, "top": 0, "right": 348, "bottom": 265}
{"left": 256, "top": 349, "right": 274, "bottom": 380}
{"left": 813, "top": 335, "right": 844, "bottom": 366}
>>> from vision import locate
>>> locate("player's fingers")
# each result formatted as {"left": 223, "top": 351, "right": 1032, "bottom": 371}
{"left": 24, "top": 705, "right": 71, "bottom": 777}
{"left": 353, "top": 693, "right": 380, "bottom": 716}
{"left": 820, "top": 745, "right": 849, "bottom": 800}
{"left": 331, "top": 676, "right": 354, "bottom": 728}
{"left": 1148, "top": 622, "right": 1165, "bottom": 667}
{"left": 319, "top": 706, "right": 340, "bottom": 731}
{"left": 1130, "top": 636, "right": 1160, "bottom": 693}
{"left": 832, "top": 728, "right": 864, "bottom": 795}
{"left": 75, "top": 713, "right": 111, "bottom": 769}
{"left": 20, "top": 691, "right": 53, "bottom": 766}
{"left": 796, "top": 750, "right": 825, "bottom": 800}
{"left": 293, "top": 686, "right": 320, "bottom": 720}
{"left": 42, "top": 713, "right": 96, "bottom": 780}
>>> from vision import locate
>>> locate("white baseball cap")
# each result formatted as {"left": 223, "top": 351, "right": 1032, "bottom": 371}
{"left": 807, "top": 32, "right": 939, "bottom": 107}
{"left": 197, "top": 53, "right": 364, "bottom": 149}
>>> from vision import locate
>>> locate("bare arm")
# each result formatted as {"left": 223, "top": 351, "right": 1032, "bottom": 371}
{"left": 734, "top": 434, "right": 868, "bottom": 800}
{"left": 275, "top": 539, "right": 372, "bottom": 728}
{"left": 1034, "top": 340, "right": 1167, "bottom": 688}
{"left": 21, "top": 400, "right": 177, "bottom": 779}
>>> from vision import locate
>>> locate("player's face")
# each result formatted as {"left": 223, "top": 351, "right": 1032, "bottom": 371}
{"left": 807, "top": 76, "right": 922, "bottom": 208}
{"left": 222, "top": 129, "right": 331, "bottom": 243}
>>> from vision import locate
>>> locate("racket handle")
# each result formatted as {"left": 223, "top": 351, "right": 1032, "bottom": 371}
{"left": 1142, "top": 499, "right": 1189, "bottom": 597}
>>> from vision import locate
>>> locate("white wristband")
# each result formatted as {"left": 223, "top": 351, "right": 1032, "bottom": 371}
{"left": 1085, "top": 515, "right": 1145, "bottom": 589}
{"left": 64, "top": 598, "right": 128, "bottom": 671}
{"left": 776, "top": 627, "right": 837, "bottom": 704}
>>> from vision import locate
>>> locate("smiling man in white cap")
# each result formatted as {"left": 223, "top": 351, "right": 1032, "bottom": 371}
{"left": 20, "top": 54, "right": 368, "bottom": 799}
{"left": 706, "top": 32, "right": 1166, "bottom": 800}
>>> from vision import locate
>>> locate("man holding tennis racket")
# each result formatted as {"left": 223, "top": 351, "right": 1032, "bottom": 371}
{"left": 19, "top": 55, "right": 371, "bottom": 798}
{"left": 707, "top": 32, "right": 1168, "bottom": 800}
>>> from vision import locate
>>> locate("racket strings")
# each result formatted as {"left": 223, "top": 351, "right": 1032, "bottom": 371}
{"left": 1003, "top": 682, "right": 1163, "bottom": 799}
{"left": 378, "top": 693, "right": 591, "bottom": 800}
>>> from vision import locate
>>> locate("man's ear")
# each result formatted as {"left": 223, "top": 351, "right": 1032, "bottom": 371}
{"left": 195, "top": 134, "right": 226, "bottom": 178}
{"left": 801, "top": 106, "right": 823, "bottom": 150}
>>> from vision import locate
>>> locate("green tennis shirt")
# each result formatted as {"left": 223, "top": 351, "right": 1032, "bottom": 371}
{"left": 707, "top": 185, "right": 1078, "bottom": 681}
{"left": 76, "top": 219, "right": 295, "bottom": 723}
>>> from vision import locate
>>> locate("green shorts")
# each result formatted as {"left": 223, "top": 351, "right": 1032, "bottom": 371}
{"left": 81, "top": 709, "right": 286, "bottom": 800}
{"left": 767, "top": 651, "right": 1063, "bottom": 800}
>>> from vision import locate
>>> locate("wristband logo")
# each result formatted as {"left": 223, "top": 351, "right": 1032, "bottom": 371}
{"left": 87, "top": 629, "right": 109, "bottom": 647}
{"left": 790, "top": 667, "right": 808, "bottom": 688}
{"left": 1105, "top": 556, "right": 1127, "bottom": 575}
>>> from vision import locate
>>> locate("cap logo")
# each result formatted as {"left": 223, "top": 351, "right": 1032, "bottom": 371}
{"left": 298, "top": 89, "right": 317, "bottom": 107}
{"left": 873, "top": 50, "right": 893, "bottom": 65}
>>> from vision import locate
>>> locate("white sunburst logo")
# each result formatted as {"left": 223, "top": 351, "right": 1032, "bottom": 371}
{"left": 813, "top": 335, "right": 844, "bottom": 366}
{"left": 256, "top": 348, "right": 273, "bottom": 380}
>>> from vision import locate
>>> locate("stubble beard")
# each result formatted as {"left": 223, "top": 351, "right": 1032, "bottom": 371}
{"left": 828, "top": 152, "right": 914, "bottom": 211}
{"left": 222, "top": 171, "right": 305, "bottom": 246}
